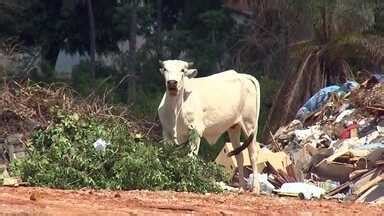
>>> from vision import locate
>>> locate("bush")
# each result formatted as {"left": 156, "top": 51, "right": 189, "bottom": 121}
{"left": 131, "top": 89, "right": 163, "bottom": 119}
{"left": 10, "top": 109, "right": 229, "bottom": 193}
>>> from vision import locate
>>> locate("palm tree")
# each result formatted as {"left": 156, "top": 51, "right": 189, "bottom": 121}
{"left": 238, "top": 1, "right": 384, "bottom": 143}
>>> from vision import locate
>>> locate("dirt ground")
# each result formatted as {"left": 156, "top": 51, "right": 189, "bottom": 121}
{"left": 0, "top": 187, "right": 383, "bottom": 216}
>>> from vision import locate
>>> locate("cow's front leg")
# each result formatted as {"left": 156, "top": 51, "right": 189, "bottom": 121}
{"left": 189, "top": 136, "right": 201, "bottom": 156}
{"left": 187, "top": 126, "right": 202, "bottom": 157}
{"left": 162, "top": 130, "right": 174, "bottom": 143}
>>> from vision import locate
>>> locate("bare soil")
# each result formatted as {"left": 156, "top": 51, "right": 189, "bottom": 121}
{"left": 0, "top": 187, "right": 383, "bottom": 215}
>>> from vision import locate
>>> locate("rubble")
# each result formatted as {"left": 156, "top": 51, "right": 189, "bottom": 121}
{"left": 268, "top": 76, "right": 384, "bottom": 203}
{"left": 215, "top": 76, "right": 383, "bottom": 202}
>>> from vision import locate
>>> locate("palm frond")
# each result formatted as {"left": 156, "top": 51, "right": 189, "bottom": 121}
{"left": 326, "top": 33, "right": 384, "bottom": 63}
{"left": 289, "top": 40, "right": 320, "bottom": 59}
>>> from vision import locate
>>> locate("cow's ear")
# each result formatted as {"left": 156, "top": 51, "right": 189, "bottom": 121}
{"left": 187, "top": 62, "right": 194, "bottom": 68}
{"left": 185, "top": 69, "right": 198, "bottom": 78}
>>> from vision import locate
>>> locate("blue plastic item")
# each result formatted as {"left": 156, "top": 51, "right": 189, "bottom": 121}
{"left": 296, "top": 81, "right": 359, "bottom": 120}
{"left": 296, "top": 85, "right": 343, "bottom": 119}
{"left": 373, "top": 73, "right": 384, "bottom": 83}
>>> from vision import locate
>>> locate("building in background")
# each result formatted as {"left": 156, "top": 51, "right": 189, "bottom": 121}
{"left": 55, "top": 36, "right": 146, "bottom": 78}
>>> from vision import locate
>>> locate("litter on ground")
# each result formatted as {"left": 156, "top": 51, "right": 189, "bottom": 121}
{"left": 216, "top": 75, "right": 384, "bottom": 203}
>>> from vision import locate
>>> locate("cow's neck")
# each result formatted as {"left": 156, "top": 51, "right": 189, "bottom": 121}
{"left": 165, "top": 89, "right": 184, "bottom": 117}
{"left": 164, "top": 87, "right": 185, "bottom": 143}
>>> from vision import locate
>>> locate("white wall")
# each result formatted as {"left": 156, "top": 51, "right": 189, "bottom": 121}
{"left": 55, "top": 36, "right": 146, "bottom": 77}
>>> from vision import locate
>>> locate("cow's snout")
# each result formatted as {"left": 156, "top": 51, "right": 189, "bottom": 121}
{"left": 167, "top": 80, "right": 178, "bottom": 96}
{"left": 167, "top": 80, "right": 178, "bottom": 88}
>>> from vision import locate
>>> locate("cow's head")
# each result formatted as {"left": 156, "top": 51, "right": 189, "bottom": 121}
{"left": 159, "top": 60, "right": 198, "bottom": 96}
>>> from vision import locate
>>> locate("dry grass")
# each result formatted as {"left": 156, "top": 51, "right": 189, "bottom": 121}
{"left": 0, "top": 80, "right": 161, "bottom": 140}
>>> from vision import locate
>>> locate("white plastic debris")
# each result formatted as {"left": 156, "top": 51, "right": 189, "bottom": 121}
{"left": 216, "top": 182, "right": 239, "bottom": 192}
{"left": 335, "top": 109, "right": 355, "bottom": 123}
{"left": 247, "top": 173, "right": 275, "bottom": 194}
{"left": 134, "top": 133, "right": 143, "bottom": 139}
{"left": 294, "top": 129, "right": 313, "bottom": 141}
{"left": 93, "top": 138, "right": 111, "bottom": 151}
{"left": 316, "top": 180, "right": 340, "bottom": 192}
{"left": 378, "top": 126, "right": 384, "bottom": 133}
{"left": 275, "top": 182, "right": 325, "bottom": 200}
{"left": 294, "top": 126, "right": 322, "bottom": 141}
{"left": 359, "top": 131, "right": 380, "bottom": 145}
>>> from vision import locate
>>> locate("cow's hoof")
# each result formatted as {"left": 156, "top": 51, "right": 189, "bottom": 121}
{"left": 237, "top": 188, "right": 245, "bottom": 194}
{"left": 250, "top": 187, "right": 260, "bottom": 196}
{"left": 251, "top": 189, "right": 260, "bottom": 196}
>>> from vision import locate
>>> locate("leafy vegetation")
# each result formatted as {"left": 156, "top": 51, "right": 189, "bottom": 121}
{"left": 10, "top": 109, "right": 229, "bottom": 193}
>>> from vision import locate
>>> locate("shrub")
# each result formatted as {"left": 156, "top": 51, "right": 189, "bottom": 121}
{"left": 10, "top": 109, "right": 229, "bottom": 193}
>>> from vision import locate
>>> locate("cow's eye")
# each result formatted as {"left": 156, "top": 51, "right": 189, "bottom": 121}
{"left": 181, "top": 69, "right": 185, "bottom": 73}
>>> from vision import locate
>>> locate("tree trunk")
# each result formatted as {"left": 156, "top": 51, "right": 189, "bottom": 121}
{"left": 320, "top": 4, "right": 328, "bottom": 43}
{"left": 156, "top": 0, "right": 163, "bottom": 59}
{"left": 281, "top": 2, "right": 289, "bottom": 77}
{"left": 127, "top": 2, "right": 137, "bottom": 104}
{"left": 42, "top": 42, "right": 60, "bottom": 67}
{"left": 184, "top": 0, "right": 192, "bottom": 21}
{"left": 86, "top": 0, "right": 96, "bottom": 81}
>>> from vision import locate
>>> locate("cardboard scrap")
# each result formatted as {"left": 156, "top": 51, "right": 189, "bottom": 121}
{"left": 351, "top": 167, "right": 384, "bottom": 197}
{"left": 314, "top": 160, "right": 355, "bottom": 182}
{"left": 215, "top": 142, "right": 252, "bottom": 174}
{"left": 356, "top": 183, "right": 384, "bottom": 203}
{"left": 215, "top": 142, "right": 292, "bottom": 175}
{"left": 2, "top": 177, "right": 20, "bottom": 186}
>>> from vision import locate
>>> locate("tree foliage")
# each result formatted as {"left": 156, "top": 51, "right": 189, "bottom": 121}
{"left": 0, "top": 0, "right": 124, "bottom": 64}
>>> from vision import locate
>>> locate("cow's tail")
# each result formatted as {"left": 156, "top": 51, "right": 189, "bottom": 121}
{"left": 227, "top": 74, "right": 260, "bottom": 157}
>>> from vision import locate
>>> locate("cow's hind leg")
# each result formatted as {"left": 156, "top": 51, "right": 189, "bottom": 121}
{"left": 240, "top": 121, "right": 261, "bottom": 195}
{"left": 227, "top": 124, "right": 246, "bottom": 190}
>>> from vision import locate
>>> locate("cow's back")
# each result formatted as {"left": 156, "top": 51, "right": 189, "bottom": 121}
{"left": 184, "top": 70, "right": 257, "bottom": 144}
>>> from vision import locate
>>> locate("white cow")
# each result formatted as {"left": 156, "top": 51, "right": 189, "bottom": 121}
{"left": 157, "top": 60, "right": 261, "bottom": 193}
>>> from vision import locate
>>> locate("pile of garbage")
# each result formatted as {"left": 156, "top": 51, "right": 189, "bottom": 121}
{"left": 269, "top": 75, "right": 384, "bottom": 203}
